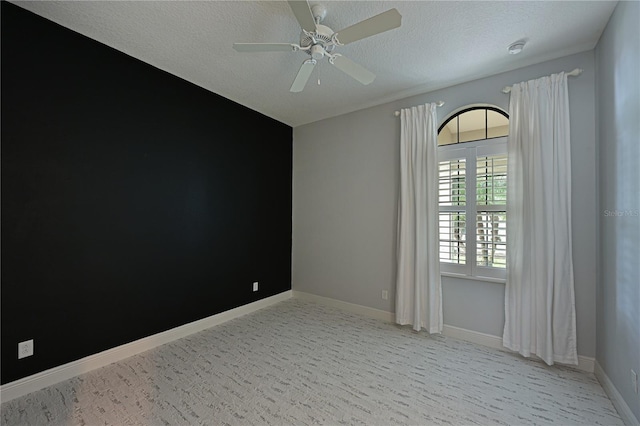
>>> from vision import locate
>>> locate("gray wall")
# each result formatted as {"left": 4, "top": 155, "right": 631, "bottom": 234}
{"left": 293, "top": 51, "right": 598, "bottom": 358}
{"left": 595, "top": 0, "right": 640, "bottom": 420}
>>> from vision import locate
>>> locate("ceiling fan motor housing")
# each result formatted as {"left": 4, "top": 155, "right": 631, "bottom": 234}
{"left": 300, "top": 24, "right": 335, "bottom": 57}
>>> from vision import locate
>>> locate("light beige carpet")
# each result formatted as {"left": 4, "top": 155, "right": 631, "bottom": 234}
{"left": 1, "top": 299, "right": 623, "bottom": 425}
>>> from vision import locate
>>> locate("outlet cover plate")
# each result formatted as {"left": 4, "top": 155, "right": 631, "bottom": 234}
{"left": 252, "top": 281, "right": 259, "bottom": 292}
{"left": 18, "top": 339, "right": 34, "bottom": 359}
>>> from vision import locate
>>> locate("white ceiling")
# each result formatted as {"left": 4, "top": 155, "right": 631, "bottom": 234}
{"left": 14, "top": 1, "right": 617, "bottom": 127}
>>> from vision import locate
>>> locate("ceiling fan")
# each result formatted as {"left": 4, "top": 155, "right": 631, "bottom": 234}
{"left": 233, "top": 1, "right": 402, "bottom": 92}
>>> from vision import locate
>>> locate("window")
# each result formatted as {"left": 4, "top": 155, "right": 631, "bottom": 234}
{"left": 438, "top": 106, "right": 508, "bottom": 280}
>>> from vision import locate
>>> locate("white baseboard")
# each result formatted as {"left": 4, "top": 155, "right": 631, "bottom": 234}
{"left": 0, "top": 290, "right": 293, "bottom": 403}
{"left": 292, "top": 291, "right": 394, "bottom": 322}
{"left": 292, "top": 291, "right": 595, "bottom": 373}
{"left": 442, "top": 324, "right": 504, "bottom": 349}
{"left": 2, "top": 290, "right": 602, "bottom": 404}
{"left": 595, "top": 361, "right": 640, "bottom": 426}
{"left": 576, "top": 355, "right": 596, "bottom": 374}
{"left": 441, "top": 324, "right": 595, "bottom": 373}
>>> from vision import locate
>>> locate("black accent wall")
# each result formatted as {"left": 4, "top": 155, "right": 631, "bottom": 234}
{"left": 1, "top": 1, "right": 292, "bottom": 384}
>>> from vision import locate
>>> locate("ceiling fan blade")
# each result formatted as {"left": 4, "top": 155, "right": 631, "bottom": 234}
{"left": 287, "top": 1, "right": 317, "bottom": 33}
{"left": 333, "top": 9, "right": 402, "bottom": 45}
{"left": 330, "top": 55, "right": 376, "bottom": 85}
{"left": 290, "top": 59, "right": 317, "bottom": 93}
{"left": 233, "top": 43, "right": 297, "bottom": 53}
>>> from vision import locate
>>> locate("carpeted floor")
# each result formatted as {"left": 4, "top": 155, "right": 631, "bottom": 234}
{"left": 1, "top": 298, "right": 623, "bottom": 425}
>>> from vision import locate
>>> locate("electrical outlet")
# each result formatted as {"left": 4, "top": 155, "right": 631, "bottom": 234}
{"left": 252, "top": 281, "right": 259, "bottom": 292}
{"left": 632, "top": 369, "right": 638, "bottom": 394}
{"left": 18, "top": 339, "right": 34, "bottom": 359}
{"left": 381, "top": 290, "right": 388, "bottom": 300}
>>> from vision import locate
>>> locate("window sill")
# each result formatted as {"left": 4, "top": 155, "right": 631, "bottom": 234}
{"left": 440, "top": 272, "right": 506, "bottom": 284}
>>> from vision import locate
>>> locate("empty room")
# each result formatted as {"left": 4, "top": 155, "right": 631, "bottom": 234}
{"left": 1, "top": 0, "right": 638, "bottom": 424}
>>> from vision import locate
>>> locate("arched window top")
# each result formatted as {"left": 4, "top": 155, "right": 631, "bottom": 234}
{"left": 438, "top": 105, "right": 509, "bottom": 146}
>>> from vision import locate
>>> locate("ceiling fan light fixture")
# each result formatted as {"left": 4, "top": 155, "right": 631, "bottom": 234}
{"left": 508, "top": 41, "right": 526, "bottom": 55}
{"left": 310, "top": 44, "right": 325, "bottom": 59}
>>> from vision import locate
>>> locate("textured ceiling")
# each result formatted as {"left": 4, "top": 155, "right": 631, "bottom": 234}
{"left": 13, "top": 1, "right": 617, "bottom": 127}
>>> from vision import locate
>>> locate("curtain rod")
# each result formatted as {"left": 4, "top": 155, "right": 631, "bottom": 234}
{"left": 501, "top": 68, "right": 583, "bottom": 94}
{"left": 393, "top": 101, "right": 445, "bottom": 117}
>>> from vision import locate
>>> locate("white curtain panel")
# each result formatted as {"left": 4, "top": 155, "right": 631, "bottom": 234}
{"left": 395, "top": 103, "right": 443, "bottom": 334}
{"left": 503, "top": 72, "right": 578, "bottom": 365}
